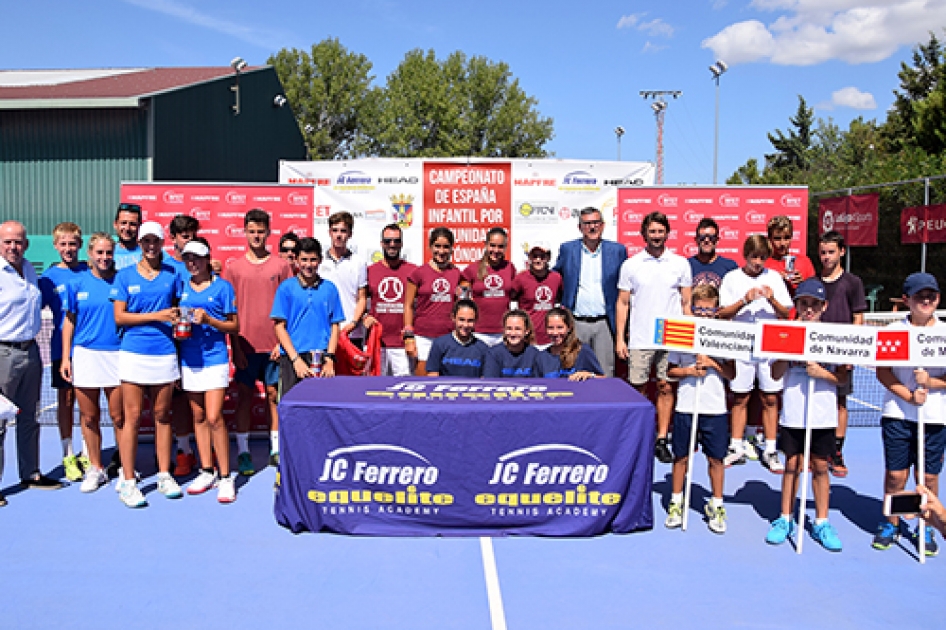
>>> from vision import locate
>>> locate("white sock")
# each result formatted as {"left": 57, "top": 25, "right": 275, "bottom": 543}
{"left": 815, "top": 517, "right": 828, "bottom": 526}
{"left": 781, "top": 513, "right": 791, "bottom": 521}
{"left": 176, "top": 436, "right": 192, "bottom": 454}
{"left": 157, "top": 471, "right": 172, "bottom": 480}
{"left": 62, "top": 438, "right": 74, "bottom": 458}
{"left": 729, "top": 438, "right": 741, "bottom": 450}
{"left": 237, "top": 433, "right": 250, "bottom": 454}
{"left": 765, "top": 439, "right": 777, "bottom": 454}
{"left": 270, "top": 431, "right": 279, "bottom": 453}
{"left": 711, "top": 497, "right": 724, "bottom": 509}
{"left": 80, "top": 438, "right": 88, "bottom": 458}
{"left": 671, "top": 492, "right": 683, "bottom": 505}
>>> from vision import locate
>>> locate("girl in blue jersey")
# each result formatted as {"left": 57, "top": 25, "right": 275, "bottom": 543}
{"left": 426, "top": 299, "right": 488, "bottom": 378}
{"left": 483, "top": 309, "right": 542, "bottom": 378}
{"left": 177, "top": 239, "right": 240, "bottom": 503}
{"left": 60, "top": 233, "right": 122, "bottom": 493}
{"left": 538, "top": 307, "right": 604, "bottom": 381}
{"left": 111, "top": 221, "right": 183, "bottom": 508}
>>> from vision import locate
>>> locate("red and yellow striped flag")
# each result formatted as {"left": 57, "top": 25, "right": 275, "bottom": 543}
{"left": 654, "top": 318, "right": 695, "bottom": 349}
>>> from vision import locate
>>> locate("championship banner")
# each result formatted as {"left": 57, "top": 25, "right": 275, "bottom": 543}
{"left": 641, "top": 316, "right": 754, "bottom": 361}
{"left": 279, "top": 158, "right": 655, "bottom": 269}
{"left": 753, "top": 320, "right": 946, "bottom": 367}
{"left": 818, "top": 193, "right": 878, "bottom": 247}
{"left": 901, "top": 204, "right": 946, "bottom": 244}
{"left": 275, "top": 377, "right": 655, "bottom": 537}
{"left": 616, "top": 186, "right": 808, "bottom": 262}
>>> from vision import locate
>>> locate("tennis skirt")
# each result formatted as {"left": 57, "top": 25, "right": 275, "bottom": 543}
{"left": 180, "top": 363, "right": 230, "bottom": 392}
{"left": 118, "top": 351, "right": 180, "bottom": 385}
{"left": 72, "top": 346, "right": 120, "bottom": 389}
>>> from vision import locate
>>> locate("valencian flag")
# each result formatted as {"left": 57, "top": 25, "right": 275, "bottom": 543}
{"left": 760, "top": 323, "right": 806, "bottom": 356}
{"left": 654, "top": 318, "right": 695, "bottom": 349}
{"left": 876, "top": 330, "right": 910, "bottom": 361}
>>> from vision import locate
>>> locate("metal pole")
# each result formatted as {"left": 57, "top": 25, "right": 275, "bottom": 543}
{"left": 617, "top": 136, "right": 622, "bottom": 162}
{"left": 713, "top": 76, "right": 720, "bottom": 185}
{"left": 846, "top": 188, "right": 853, "bottom": 273}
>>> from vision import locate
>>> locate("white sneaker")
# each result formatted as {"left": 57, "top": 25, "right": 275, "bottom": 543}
{"left": 723, "top": 444, "right": 746, "bottom": 467}
{"left": 118, "top": 480, "right": 147, "bottom": 508}
{"left": 217, "top": 476, "right": 236, "bottom": 504}
{"left": 762, "top": 450, "right": 785, "bottom": 474}
{"left": 115, "top": 468, "right": 142, "bottom": 492}
{"left": 665, "top": 502, "right": 683, "bottom": 528}
{"left": 743, "top": 438, "right": 760, "bottom": 461}
{"left": 80, "top": 467, "right": 108, "bottom": 493}
{"left": 157, "top": 473, "right": 183, "bottom": 499}
{"left": 187, "top": 470, "right": 218, "bottom": 495}
{"left": 705, "top": 502, "right": 727, "bottom": 534}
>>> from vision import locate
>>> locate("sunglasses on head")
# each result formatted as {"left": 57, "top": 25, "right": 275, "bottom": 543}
{"left": 118, "top": 203, "right": 141, "bottom": 212}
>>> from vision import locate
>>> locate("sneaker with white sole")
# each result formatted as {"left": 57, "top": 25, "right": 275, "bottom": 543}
{"left": 80, "top": 467, "right": 108, "bottom": 493}
{"left": 217, "top": 476, "right": 236, "bottom": 504}
{"left": 705, "top": 502, "right": 727, "bottom": 534}
{"left": 723, "top": 445, "right": 746, "bottom": 467}
{"left": 187, "top": 470, "right": 219, "bottom": 495}
{"left": 761, "top": 450, "right": 785, "bottom": 474}
{"left": 118, "top": 479, "right": 147, "bottom": 508}
{"left": 743, "top": 438, "right": 760, "bottom": 461}
{"left": 115, "top": 468, "right": 142, "bottom": 492}
{"left": 156, "top": 474, "right": 183, "bottom": 499}
{"left": 665, "top": 502, "right": 683, "bottom": 529}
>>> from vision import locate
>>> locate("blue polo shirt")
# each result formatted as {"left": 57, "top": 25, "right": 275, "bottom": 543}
{"left": 537, "top": 344, "right": 604, "bottom": 379}
{"left": 39, "top": 263, "right": 89, "bottom": 360}
{"left": 65, "top": 270, "right": 120, "bottom": 352}
{"left": 110, "top": 264, "right": 181, "bottom": 356}
{"left": 483, "top": 343, "right": 541, "bottom": 378}
{"left": 178, "top": 276, "right": 237, "bottom": 368}
{"left": 270, "top": 276, "right": 344, "bottom": 354}
{"left": 427, "top": 334, "right": 488, "bottom": 378}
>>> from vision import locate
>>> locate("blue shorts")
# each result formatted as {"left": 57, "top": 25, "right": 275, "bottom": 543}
{"left": 671, "top": 411, "right": 729, "bottom": 461}
{"left": 881, "top": 417, "right": 946, "bottom": 475}
{"left": 234, "top": 352, "right": 280, "bottom": 389}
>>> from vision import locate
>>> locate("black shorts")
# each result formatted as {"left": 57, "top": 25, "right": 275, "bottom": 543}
{"left": 50, "top": 359, "right": 70, "bottom": 390}
{"left": 778, "top": 427, "right": 835, "bottom": 459}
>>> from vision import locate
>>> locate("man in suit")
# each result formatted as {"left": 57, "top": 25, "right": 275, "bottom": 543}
{"left": 553, "top": 207, "right": 627, "bottom": 377}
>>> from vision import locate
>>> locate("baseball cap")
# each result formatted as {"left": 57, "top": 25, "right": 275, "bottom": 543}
{"left": 528, "top": 241, "right": 551, "bottom": 255}
{"left": 903, "top": 272, "right": 940, "bottom": 296}
{"left": 794, "top": 278, "right": 826, "bottom": 302}
{"left": 181, "top": 240, "right": 210, "bottom": 257}
{"left": 138, "top": 221, "right": 164, "bottom": 241}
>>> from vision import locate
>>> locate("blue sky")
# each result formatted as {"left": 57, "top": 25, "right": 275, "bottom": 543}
{"left": 2, "top": 0, "right": 941, "bottom": 185}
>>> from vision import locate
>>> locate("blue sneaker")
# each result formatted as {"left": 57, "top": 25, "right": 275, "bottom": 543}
{"left": 872, "top": 521, "right": 900, "bottom": 550}
{"left": 766, "top": 516, "right": 795, "bottom": 545}
{"left": 813, "top": 521, "right": 842, "bottom": 552}
{"left": 919, "top": 525, "right": 939, "bottom": 557}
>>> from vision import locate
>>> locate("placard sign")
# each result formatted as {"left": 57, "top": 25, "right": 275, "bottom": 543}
{"left": 643, "top": 316, "right": 755, "bottom": 361}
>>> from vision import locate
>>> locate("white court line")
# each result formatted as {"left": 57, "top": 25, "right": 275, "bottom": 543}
{"left": 479, "top": 537, "right": 508, "bottom": 630}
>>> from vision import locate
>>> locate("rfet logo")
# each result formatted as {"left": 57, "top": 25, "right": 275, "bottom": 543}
{"left": 314, "top": 205, "right": 332, "bottom": 218}
{"left": 535, "top": 285, "right": 554, "bottom": 305}
{"left": 288, "top": 192, "right": 309, "bottom": 206}
{"left": 721, "top": 227, "right": 740, "bottom": 241}
{"left": 719, "top": 193, "right": 740, "bottom": 208}
{"left": 684, "top": 210, "right": 703, "bottom": 224}
{"left": 622, "top": 211, "right": 643, "bottom": 224}
{"left": 683, "top": 242, "right": 699, "bottom": 256}
{"left": 163, "top": 190, "right": 184, "bottom": 204}
{"left": 483, "top": 275, "right": 504, "bottom": 291}
{"left": 378, "top": 277, "right": 404, "bottom": 303}
{"left": 781, "top": 194, "right": 802, "bottom": 208}
{"left": 286, "top": 224, "right": 308, "bottom": 237}
{"left": 189, "top": 207, "right": 211, "bottom": 221}
{"left": 225, "top": 191, "right": 247, "bottom": 205}
{"left": 225, "top": 225, "right": 245, "bottom": 238}
{"left": 745, "top": 211, "right": 768, "bottom": 225}
{"left": 657, "top": 194, "right": 678, "bottom": 208}
{"left": 432, "top": 277, "right": 451, "bottom": 296}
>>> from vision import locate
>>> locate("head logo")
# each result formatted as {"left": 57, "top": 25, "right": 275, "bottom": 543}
{"left": 719, "top": 194, "right": 740, "bottom": 208}
{"left": 225, "top": 225, "right": 245, "bottom": 238}
{"left": 288, "top": 192, "right": 309, "bottom": 206}
{"left": 684, "top": 210, "right": 703, "bottom": 224}
{"left": 163, "top": 190, "right": 184, "bottom": 204}
{"left": 432, "top": 278, "right": 451, "bottom": 296}
{"left": 189, "top": 207, "right": 211, "bottom": 221}
{"left": 336, "top": 171, "right": 372, "bottom": 186}
{"left": 535, "top": 286, "right": 553, "bottom": 304}
{"left": 561, "top": 171, "right": 597, "bottom": 186}
{"left": 781, "top": 194, "right": 802, "bottom": 208}
{"left": 378, "top": 277, "right": 404, "bottom": 303}
{"left": 286, "top": 224, "right": 308, "bottom": 237}
{"left": 391, "top": 194, "right": 414, "bottom": 228}
{"left": 684, "top": 242, "right": 699, "bottom": 256}
{"left": 822, "top": 210, "right": 834, "bottom": 232}
{"left": 657, "top": 194, "right": 678, "bottom": 208}
{"left": 745, "top": 211, "right": 767, "bottom": 225}
{"left": 519, "top": 202, "right": 534, "bottom": 218}
{"left": 225, "top": 191, "right": 247, "bottom": 205}
{"left": 483, "top": 275, "right": 504, "bottom": 291}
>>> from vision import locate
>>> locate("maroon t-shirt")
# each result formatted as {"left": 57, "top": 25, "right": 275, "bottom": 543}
{"left": 408, "top": 264, "right": 461, "bottom": 338}
{"left": 367, "top": 260, "right": 418, "bottom": 348}
{"left": 461, "top": 261, "right": 517, "bottom": 334}
{"left": 511, "top": 270, "right": 563, "bottom": 345}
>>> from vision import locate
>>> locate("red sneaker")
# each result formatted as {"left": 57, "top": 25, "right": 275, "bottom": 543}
{"left": 174, "top": 450, "right": 196, "bottom": 477}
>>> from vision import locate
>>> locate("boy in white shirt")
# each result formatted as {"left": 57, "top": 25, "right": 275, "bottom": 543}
{"left": 765, "top": 278, "right": 846, "bottom": 552}
{"left": 664, "top": 284, "right": 735, "bottom": 534}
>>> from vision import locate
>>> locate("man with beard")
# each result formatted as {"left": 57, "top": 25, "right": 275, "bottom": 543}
{"left": 365, "top": 224, "right": 418, "bottom": 377}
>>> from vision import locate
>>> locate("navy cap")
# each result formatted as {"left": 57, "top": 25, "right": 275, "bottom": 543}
{"left": 903, "top": 272, "right": 940, "bottom": 297}
{"left": 794, "top": 278, "right": 826, "bottom": 302}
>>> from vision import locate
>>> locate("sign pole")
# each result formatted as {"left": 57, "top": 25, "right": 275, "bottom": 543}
{"left": 918, "top": 410, "right": 927, "bottom": 564}
{"left": 796, "top": 376, "right": 815, "bottom": 554}
{"left": 922, "top": 178, "right": 930, "bottom": 273}
{"left": 682, "top": 375, "right": 703, "bottom": 531}
{"left": 845, "top": 188, "right": 853, "bottom": 273}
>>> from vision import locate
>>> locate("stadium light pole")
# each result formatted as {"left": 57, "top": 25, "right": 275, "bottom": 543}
{"left": 709, "top": 60, "right": 728, "bottom": 185}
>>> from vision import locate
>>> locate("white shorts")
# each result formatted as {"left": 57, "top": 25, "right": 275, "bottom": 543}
{"left": 72, "top": 346, "right": 120, "bottom": 389}
{"left": 474, "top": 332, "right": 503, "bottom": 347}
{"left": 381, "top": 348, "right": 414, "bottom": 377}
{"left": 118, "top": 351, "right": 180, "bottom": 386}
{"left": 416, "top": 335, "right": 434, "bottom": 362}
{"left": 732, "top": 358, "right": 783, "bottom": 394}
{"left": 181, "top": 363, "right": 230, "bottom": 392}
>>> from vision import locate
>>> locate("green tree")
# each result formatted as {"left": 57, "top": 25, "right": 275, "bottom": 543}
{"left": 765, "top": 95, "right": 814, "bottom": 172}
{"left": 883, "top": 32, "right": 945, "bottom": 151}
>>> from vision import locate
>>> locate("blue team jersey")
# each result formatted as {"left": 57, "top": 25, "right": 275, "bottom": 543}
{"left": 39, "top": 263, "right": 89, "bottom": 360}
{"left": 483, "top": 343, "right": 541, "bottom": 378}
{"left": 65, "top": 270, "right": 121, "bottom": 351}
{"left": 427, "top": 334, "right": 488, "bottom": 378}
{"left": 537, "top": 344, "right": 604, "bottom": 378}
{"left": 270, "top": 277, "right": 344, "bottom": 354}
{"left": 110, "top": 263, "right": 181, "bottom": 356}
{"left": 114, "top": 243, "right": 142, "bottom": 271}
{"left": 164, "top": 255, "right": 190, "bottom": 283}
{"left": 177, "top": 276, "right": 237, "bottom": 368}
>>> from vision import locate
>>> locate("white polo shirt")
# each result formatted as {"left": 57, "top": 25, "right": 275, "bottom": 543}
{"left": 319, "top": 248, "right": 368, "bottom": 328}
{"left": 618, "top": 249, "right": 691, "bottom": 348}
{"left": 0, "top": 257, "right": 43, "bottom": 342}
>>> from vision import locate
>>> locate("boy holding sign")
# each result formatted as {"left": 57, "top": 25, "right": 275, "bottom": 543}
{"left": 766, "top": 279, "right": 846, "bottom": 551}
{"left": 664, "top": 285, "right": 736, "bottom": 534}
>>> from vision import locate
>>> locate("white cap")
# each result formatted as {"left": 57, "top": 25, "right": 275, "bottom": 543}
{"left": 181, "top": 240, "right": 210, "bottom": 257}
{"left": 528, "top": 241, "right": 552, "bottom": 254}
{"left": 138, "top": 221, "right": 164, "bottom": 241}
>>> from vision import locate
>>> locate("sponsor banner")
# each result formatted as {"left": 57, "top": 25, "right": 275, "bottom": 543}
{"left": 121, "top": 182, "right": 315, "bottom": 272}
{"left": 275, "top": 376, "right": 655, "bottom": 536}
{"left": 279, "top": 158, "right": 655, "bottom": 269}
{"left": 640, "top": 316, "right": 755, "bottom": 361}
{"left": 616, "top": 186, "right": 808, "bottom": 262}
{"left": 901, "top": 204, "right": 946, "bottom": 244}
{"left": 818, "top": 193, "right": 878, "bottom": 247}
{"left": 753, "top": 321, "right": 946, "bottom": 367}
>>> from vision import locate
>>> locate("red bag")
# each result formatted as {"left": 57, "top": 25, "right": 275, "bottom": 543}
{"left": 335, "top": 324, "right": 383, "bottom": 376}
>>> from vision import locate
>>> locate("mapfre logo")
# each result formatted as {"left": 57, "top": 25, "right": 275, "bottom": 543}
{"left": 288, "top": 192, "right": 309, "bottom": 206}
{"left": 684, "top": 210, "right": 703, "bottom": 224}
{"left": 225, "top": 191, "right": 246, "bottom": 205}
{"left": 657, "top": 194, "right": 678, "bottom": 208}
{"left": 225, "top": 225, "right": 245, "bottom": 238}
{"left": 780, "top": 194, "right": 802, "bottom": 208}
{"left": 163, "top": 190, "right": 184, "bottom": 204}
{"left": 189, "top": 207, "right": 211, "bottom": 221}
{"left": 745, "top": 211, "right": 767, "bottom": 225}
{"left": 719, "top": 193, "right": 740, "bottom": 208}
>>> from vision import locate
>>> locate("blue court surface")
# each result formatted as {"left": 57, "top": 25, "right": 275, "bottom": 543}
{"left": 1, "top": 426, "right": 944, "bottom": 630}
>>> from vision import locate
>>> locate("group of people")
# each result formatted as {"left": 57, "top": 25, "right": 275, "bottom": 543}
{"left": 0, "top": 204, "right": 943, "bottom": 557}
